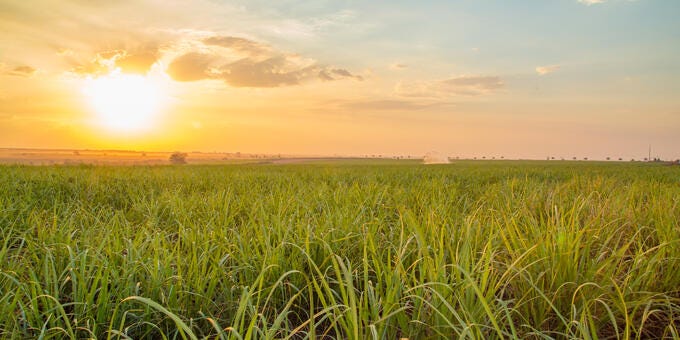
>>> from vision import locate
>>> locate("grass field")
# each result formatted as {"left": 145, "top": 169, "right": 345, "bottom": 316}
{"left": 1, "top": 161, "right": 679, "bottom": 339}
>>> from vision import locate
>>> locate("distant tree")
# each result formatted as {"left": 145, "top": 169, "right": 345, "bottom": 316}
{"left": 583, "top": 157, "right": 588, "bottom": 160}
{"left": 606, "top": 157, "right": 610, "bottom": 160}
{"left": 618, "top": 157, "right": 623, "bottom": 161}
{"left": 573, "top": 157, "right": 577, "bottom": 160}
{"left": 169, "top": 152, "right": 188, "bottom": 164}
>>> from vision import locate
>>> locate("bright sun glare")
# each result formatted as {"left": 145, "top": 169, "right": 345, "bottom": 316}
{"left": 83, "top": 72, "right": 163, "bottom": 132}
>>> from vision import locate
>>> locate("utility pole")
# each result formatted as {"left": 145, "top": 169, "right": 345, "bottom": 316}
{"left": 648, "top": 144, "right": 651, "bottom": 162}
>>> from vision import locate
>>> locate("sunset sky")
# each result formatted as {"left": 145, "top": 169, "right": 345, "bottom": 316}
{"left": 1, "top": 0, "right": 678, "bottom": 159}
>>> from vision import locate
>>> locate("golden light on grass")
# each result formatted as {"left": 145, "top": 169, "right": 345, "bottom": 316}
{"left": 83, "top": 71, "right": 164, "bottom": 132}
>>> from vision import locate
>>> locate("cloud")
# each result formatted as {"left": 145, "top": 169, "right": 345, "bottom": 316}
{"left": 166, "top": 36, "right": 362, "bottom": 87}
{"left": 339, "top": 99, "right": 446, "bottom": 111}
{"left": 578, "top": 0, "right": 605, "bottom": 5}
{"left": 390, "top": 62, "right": 408, "bottom": 70}
{"left": 263, "top": 10, "right": 360, "bottom": 39}
{"left": 329, "top": 68, "right": 363, "bottom": 81}
{"left": 3, "top": 65, "right": 37, "bottom": 77}
{"left": 166, "top": 52, "right": 216, "bottom": 82}
{"left": 535, "top": 65, "right": 560, "bottom": 75}
{"left": 115, "top": 47, "right": 160, "bottom": 73}
{"left": 396, "top": 75, "right": 503, "bottom": 98}
{"left": 68, "top": 45, "right": 161, "bottom": 76}
{"left": 218, "top": 56, "right": 314, "bottom": 87}
{"left": 69, "top": 58, "right": 110, "bottom": 76}
{"left": 203, "top": 36, "right": 270, "bottom": 56}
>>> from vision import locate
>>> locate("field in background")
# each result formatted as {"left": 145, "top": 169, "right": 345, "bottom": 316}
{"left": 1, "top": 161, "right": 679, "bottom": 338}
{"left": 0, "top": 148, "right": 336, "bottom": 165}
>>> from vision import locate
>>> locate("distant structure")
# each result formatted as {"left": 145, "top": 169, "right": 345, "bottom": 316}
{"left": 169, "top": 152, "right": 188, "bottom": 164}
{"left": 423, "top": 151, "right": 449, "bottom": 164}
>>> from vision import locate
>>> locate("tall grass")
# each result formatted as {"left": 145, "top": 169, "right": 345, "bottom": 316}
{"left": 0, "top": 161, "right": 678, "bottom": 338}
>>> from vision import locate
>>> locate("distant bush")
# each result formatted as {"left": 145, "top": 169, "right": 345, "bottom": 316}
{"left": 169, "top": 152, "right": 188, "bottom": 164}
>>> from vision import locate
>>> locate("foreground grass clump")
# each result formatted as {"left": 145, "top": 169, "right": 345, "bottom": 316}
{"left": 1, "top": 161, "right": 679, "bottom": 339}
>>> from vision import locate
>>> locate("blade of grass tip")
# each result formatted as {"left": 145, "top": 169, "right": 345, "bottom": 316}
{"left": 120, "top": 296, "right": 198, "bottom": 340}
{"left": 368, "top": 324, "right": 378, "bottom": 340}
{"left": 199, "top": 311, "right": 227, "bottom": 340}
{"left": 224, "top": 327, "right": 244, "bottom": 340}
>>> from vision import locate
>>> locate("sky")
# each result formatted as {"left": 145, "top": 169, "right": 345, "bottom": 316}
{"left": 1, "top": 0, "right": 679, "bottom": 159}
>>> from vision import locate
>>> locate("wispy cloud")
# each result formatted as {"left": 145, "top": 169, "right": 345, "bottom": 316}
{"left": 339, "top": 99, "right": 445, "bottom": 111}
{"left": 578, "top": 0, "right": 605, "bottom": 5}
{"left": 390, "top": 62, "right": 408, "bottom": 70}
{"left": 202, "top": 36, "right": 270, "bottom": 57}
{"left": 3, "top": 65, "right": 37, "bottom": 77}
{"left": 535, "top": 65, "right": 560, "bottom": 75}
{"left": 263, "top": 10, "right": 359, "bottom": 38}
{"left": 396, "top": 75, "right": 503, "bottom": 98}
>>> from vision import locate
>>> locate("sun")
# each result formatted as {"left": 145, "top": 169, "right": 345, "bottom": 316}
{"left": 83, "top": 72, "right": 163, "bottom": 132}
